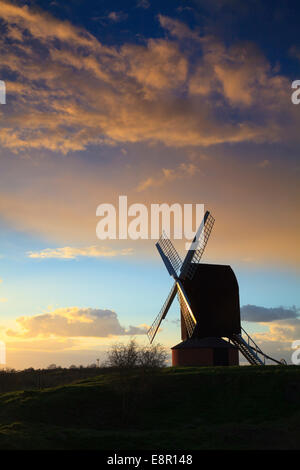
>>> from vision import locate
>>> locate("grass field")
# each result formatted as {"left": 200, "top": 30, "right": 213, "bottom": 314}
{"left": 0, "top": 365, "right": 299, "bottom": 449}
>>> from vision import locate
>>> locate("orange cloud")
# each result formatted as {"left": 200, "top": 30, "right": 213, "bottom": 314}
{"left": 0, "top": 143, "right": 298, "bottom": 266}
{"left": 0, "top": 4, "right": 297, "bottom": 154}
{"left": 122, "top": 39, "right": 188, "bottom": 92}
{"left": 6, "top": 306, "right": 148, "bottom": 338}
{"left": 252, "top": 319, "right": 300, "bottom": 344}
{"left": 136, "top": 162, "right": 200, "bottom": 191}
{"left": 0, "top": 4, "right": 298, "bottom": 269}
{"left": 258, "top": 159, "right": 270, "bottom": 168}
{"left": 0, "top": 0, "right": 98, "bottom": 48}
{"left": 27, "top": 246, "right": 133, "bottom": 259}
{"left": 158, "top": 14, "right": 201, "bottom": 41}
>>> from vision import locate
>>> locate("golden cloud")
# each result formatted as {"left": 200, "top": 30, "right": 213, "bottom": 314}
{"left": 0, "top": 3, "right": 297, "bottom": 153}
{"left": 27, "top": 246, "right": 133, "bottom": 259}
{"left": 6, "top": 306, "right": 148, "bottom": 338}
{"left": 136, "top": 162, "right": 200, "bottom": 192}
{"left": 252, "top": 319, "right": 300, "bottom": 344}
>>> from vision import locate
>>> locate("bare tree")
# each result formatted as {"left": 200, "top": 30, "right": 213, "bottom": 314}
{"left": 105, "top": 339, "right": 139, "bottom": 368}
{"left": 138, "top": 343, "right": 168, "bottom": 369}
{"left": 105, "top": 339, "right": 167, "bottom": 369}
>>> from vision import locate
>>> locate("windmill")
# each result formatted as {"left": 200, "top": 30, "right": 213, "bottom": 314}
{"left": 148, "top": 211, "right": 285, "bottom": 366}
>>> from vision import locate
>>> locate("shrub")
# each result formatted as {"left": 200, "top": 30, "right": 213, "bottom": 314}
{"left": 105, "top": 339, "right": 167, "bottom": 369}
{"left": 138, "top": 343, "right": 168, "bottom": 369}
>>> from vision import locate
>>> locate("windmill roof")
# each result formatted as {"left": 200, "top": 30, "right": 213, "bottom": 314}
{"left": 171, "top": 337, "right": 236, "bottom": 349}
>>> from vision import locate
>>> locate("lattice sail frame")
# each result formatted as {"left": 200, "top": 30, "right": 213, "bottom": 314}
{"left": 156, "top": 231, "right": 182, "bottom": 277}
{"left": 147, "top": 282, "right": 177, "bottom": 343}
{"left": 176, "top": 281, "right": 197, "bottom": 338}
{"left": 147, "top": 212, "right": 214, "bottom": 343}
{"left": 184, "top": 213, "right": 215, "bottom": 280}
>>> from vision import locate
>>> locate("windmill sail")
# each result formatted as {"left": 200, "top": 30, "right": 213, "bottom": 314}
{"left": 180, "top": 212, "right": 215, "bottom": 281}
{"left": 156, "top": 232, "right": 182, "bottom": 278}
{"left": 148, "top": 207, "right": 285, "bottom": 367}
{"left": 147, "top": 282, "right": 177, "bottom": 343}
{"left": 176, "top": 280, "right": 197, "bottom": 338}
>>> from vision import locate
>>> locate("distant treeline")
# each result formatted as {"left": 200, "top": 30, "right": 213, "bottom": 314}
{"left": 0, "top": 341, "right": 168, "bottom": 394}
{"left": 0, "top": 367, "right": 105, "bottom": 393}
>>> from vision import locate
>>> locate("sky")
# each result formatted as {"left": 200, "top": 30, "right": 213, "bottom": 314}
{"left": 0, "top": 0, "right": 299, "bottom": 368}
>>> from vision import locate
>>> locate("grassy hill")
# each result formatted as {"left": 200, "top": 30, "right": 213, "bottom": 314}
{"left": 0, "top": 365, "right": 299, "bottom": 450}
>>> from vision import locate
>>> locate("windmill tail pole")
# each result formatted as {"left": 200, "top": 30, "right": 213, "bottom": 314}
{"left": 231, "top": 328, "right": 287, "bottom": 366}
{"left": 248, "top": 346, "right": 287, "bottom": 365}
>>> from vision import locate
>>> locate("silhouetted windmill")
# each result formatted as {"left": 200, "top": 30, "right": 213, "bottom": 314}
{"left": 148, "top": 211, "right": 285, "bottom": 366}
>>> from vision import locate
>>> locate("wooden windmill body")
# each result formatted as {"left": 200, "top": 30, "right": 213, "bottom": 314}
{"left": 147, "top": 211, "right": 283, "bottom": 366}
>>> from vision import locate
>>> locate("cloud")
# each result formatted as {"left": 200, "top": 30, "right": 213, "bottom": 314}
{"left": 289, "top": 45, "right": 300, "bottom": 61}
{"left": 241, "top": 307, "right": 300, "bottom": 363}
{"left": 0, "top": 0, "right": 97, "bottom": 47}
{"left": 0, "top": 3, "right": 298, "bottom": 268}
{"left": 137, "top": 0, "right": 150, "bottom": 9}
{"left": 241, "top": 304, "right": 299, "bottom": 322}
{"left": 107, "top": 11, "right": 128, "bottom": 23}
{"left": 27, "top": 246, "right": 133, "bottom": 259}
{"left": 6, "top": 307, "right": 148, "bottom": 338}
{"left": 0, "top": 3, "right": 297, "bottom": 154}
{"left": 136, "top": 162, "right": 200, "bottom": 191}
{"left": 122, "top": 39, "right": 188, "bottom": 92}
{"left": 253, "top": 318, "right": 300, "bottom": 344}
{"left": 257, "top": 159, "right": 270, "bottom": 168}
{"left": 188, "top": 35, "right": 289, "bottom": 109}
{"left": 158, "top": 14, "right": 201, "bottom": 41}
{"left": 0, "top": 297, "right": 8, "bottom": 303}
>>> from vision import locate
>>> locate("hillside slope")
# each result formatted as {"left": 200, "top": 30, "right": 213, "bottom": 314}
{"left": 0, "top": 365, "right": 299, "bottom": 449}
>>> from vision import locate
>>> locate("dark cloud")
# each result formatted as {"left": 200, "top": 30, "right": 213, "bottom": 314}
{"left": 137, "top": 0, "right": 150, "bottom": 9}
{"left": 241, "top": 304, "right": 299, "bottom": 323}
{"left": 107, "top": 11, "right": 128, "bottom": 23}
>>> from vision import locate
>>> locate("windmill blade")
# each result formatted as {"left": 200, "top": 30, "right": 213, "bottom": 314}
{"left": 180, "top": 211, "right": 211, "bottom": 277}
{"left": 180, "top": 211, "right": 215, "bottom": 281}
{"left": 156, "top": 232, "right": 182, "bottom": 278}
{"left": 176, "top": 280, "right": 197, "bottom": 338}
{"left": 147, "top": 282, "right": 177, "bottom": 343}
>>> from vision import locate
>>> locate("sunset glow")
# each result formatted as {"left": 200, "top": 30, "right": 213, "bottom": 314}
{"left": 0, "top": 0, "right": 299, "bottom": 369}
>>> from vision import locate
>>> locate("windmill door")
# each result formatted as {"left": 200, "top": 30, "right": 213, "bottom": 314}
{"left": 213, "top": 348, "right": 229, "bottom": 366}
